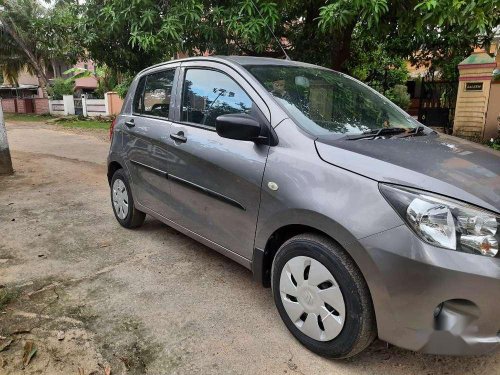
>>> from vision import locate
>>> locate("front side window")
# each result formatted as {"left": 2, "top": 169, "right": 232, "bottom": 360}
{"left": 133, "top": 69, "right": 175, "bottom": 118}
{"left": 245, "top": 65, "right": 418, "bottom": 136}
{"left": 181, "top": 69, "right": 253, "bottom": 128}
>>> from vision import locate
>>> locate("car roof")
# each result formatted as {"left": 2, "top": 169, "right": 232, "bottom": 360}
{"left": 139, "top": 55, "right": 328, "bottom": 75}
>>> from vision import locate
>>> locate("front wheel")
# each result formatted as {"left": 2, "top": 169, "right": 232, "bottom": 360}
{"left": 110, "top": 168, "right": 145, "bottom": 228}
{"left": 271, "top": 233, "right": 376, "bottom": 358}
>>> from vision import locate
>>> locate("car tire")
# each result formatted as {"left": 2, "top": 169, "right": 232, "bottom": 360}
{"left": 271, "top": 233, "right": 376, "bottom": 358}
{"left": 110, "top": 168, "right": 146, "bottom": 229}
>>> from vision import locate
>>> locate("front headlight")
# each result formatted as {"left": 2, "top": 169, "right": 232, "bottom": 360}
{"left": 379, "top": 184, "right": 499, "bottom": 257}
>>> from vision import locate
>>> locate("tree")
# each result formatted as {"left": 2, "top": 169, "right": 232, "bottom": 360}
{"left": 0, "top": 0, "right": 82, "bottom": 97}
{"left": 47, "top": 77, "right": 73, "bottom": 99}
{"left": 80, "top": 0, "right": 500, "bottom": 76}
{"left": 64, "top": 65, "right": 119, "bottom": 98}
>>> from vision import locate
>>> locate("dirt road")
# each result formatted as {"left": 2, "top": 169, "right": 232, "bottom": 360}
{"left": 1, "top": 122, "right": 499, "bottom": 374}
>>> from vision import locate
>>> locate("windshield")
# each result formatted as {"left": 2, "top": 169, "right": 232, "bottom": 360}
{"left": 245, "top": 64, "right": 418, "bottom": 136}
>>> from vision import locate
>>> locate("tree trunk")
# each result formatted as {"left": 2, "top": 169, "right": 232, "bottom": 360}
{"left": 330, "top": 24, "right": 355, "bottom": 72}
{"left": 38, "top": 73, "right": 49, "bottom": 98}
{"left": 0, "top": 102, "right": 14, "bottom": 175}
{"left": 0, "top": 14, "right": 50, "bottom": 98}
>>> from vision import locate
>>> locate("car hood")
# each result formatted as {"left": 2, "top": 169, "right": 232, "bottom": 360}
{"left": 315, "top": 133, "right": 500, "bottom": 213}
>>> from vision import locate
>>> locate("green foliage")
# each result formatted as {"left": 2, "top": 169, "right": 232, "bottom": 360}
{"left": 64, "top": 65, "right": 118, "bottom": 99}
{"left": 385, "top": 85, "right": 411, "bottom": 110}
{"left": 48, "top": 78, "right": 74, "bottom": 99}
{"left": 414, "top": 0, "right": 500, "bottom": 34}
{"left": 78, "top": 0, "right": 499, "bottom": 80}
{"left": 347, "top": 30, "right": 409, "bottom": 93}
{"left": 318, "top": 0, "right": 389, "bottom": 31}
{"left": 0, "top": 0, "right": 83, "bottom": 93}
{"left": 493, "top": 69, "right": 500, "bottom": 82}
{"left": 0, "top": 0, "right": 489, "bottom": 108}
{"left": 114, "top": 76, "right": 134, "bottom": 99}
{"left": 486, "top": 137, "right": 500, "bottom": 151}
{"left": 53, "top": 115, "right": 112, "bottom": 130}
{"left": 81, "top": 0, "right": 284, "bottom": 74}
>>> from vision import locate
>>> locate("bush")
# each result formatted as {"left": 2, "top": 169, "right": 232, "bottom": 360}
{"left": 385, "top": 84, "right": 411, "bottom": 111}
{"left": 48, "top": 78, "right": 74, "bottom": 100}
{"left": 114, "top": 75, "right": 133, "bottom": 99}
{"left": 486, "top": 137, "right": 500, "bottom": 151}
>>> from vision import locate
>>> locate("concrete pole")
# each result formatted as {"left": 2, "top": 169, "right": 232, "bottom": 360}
{"left": 0, "top": 100, "right": 14, "bottom": 175}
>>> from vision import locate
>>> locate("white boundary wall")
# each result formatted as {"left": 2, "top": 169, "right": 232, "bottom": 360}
{"left": 85, "top": 99, "right": 106, "bottom": 117}
{"left": 49, "top": 95, "right": 110, "bottom": 117}
{"left": 49, "top": 100, "right": 65, "bottom": 116}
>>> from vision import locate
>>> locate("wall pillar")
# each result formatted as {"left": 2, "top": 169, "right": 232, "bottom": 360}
{"left": 105, "top": 92, "right": 124, "bottom": 116}
{"left": 63, "top": 95, "right": 75, "bottom": 115}
{"left": 81, "top": 94, "right": 88, "bottom": 117}
{"left": 453, "top": 52, "right": 496, "bottom": 140}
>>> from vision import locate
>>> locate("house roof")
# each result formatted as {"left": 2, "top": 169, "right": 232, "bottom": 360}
{"left": 0, "top": 84, "right": 39, "bottom": 91}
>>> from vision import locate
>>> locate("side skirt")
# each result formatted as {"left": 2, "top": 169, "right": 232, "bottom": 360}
{"left": 135, "top": 201, "right": 252, "bottom": 270}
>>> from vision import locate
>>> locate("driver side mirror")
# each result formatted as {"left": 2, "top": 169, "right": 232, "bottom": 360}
{"left": 215, "top": 114, "right": 263, "bottom": 142}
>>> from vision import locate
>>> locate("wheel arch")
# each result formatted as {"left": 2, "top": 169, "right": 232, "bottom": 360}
{"left": 252, "top": 211, "right": 394, "bottom": 342}
{"left": 107, "top": 160, "right": 123, "bottom": 186}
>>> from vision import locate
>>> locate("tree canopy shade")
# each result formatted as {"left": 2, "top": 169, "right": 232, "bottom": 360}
{"left": 80, "top": 0, "right": 500, "bottom": 75}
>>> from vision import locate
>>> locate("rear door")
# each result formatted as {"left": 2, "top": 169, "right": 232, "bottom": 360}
{"left": 166, "top": 61, "right": 271, "bottom": 259}
{"left": 123, "top": 67, "right": 178, "bottom": 218}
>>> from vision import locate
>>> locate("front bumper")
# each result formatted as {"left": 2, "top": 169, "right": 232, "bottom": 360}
{"left": 359, "top": 225, "right": 500, "bottom": 355}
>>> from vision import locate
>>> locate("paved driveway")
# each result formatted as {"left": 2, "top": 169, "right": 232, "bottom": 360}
{"left": 1, "top": 122, "right": 498, "bottom": 374}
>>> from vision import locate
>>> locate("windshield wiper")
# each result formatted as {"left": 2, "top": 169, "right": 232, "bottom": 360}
{"left": 346, "top": 127, "right": 407, "bottom": 140}
{"left": 396, "top": 125, "right": 426, "bottom": 138}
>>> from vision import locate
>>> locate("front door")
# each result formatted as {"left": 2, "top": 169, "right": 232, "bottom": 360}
{"left": 167, "top": 64, "right": 271, "bottom": 259}
{"left": 123, "top": 67, "right": 177, "bottom": 218}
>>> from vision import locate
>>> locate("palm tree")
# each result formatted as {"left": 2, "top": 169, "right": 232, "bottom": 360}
{"left": 0, "top": 0, "right": 50, "bottom": 97}
{"left": 0, "top": 0, "right": 82, "bottom": 98}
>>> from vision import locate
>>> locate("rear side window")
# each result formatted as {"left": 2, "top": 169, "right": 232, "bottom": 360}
{"left": 133, "top": 69, "right": 175, "bottom": 119}
{"left": 181, "top": 69, "right": 253, "bottom": 128}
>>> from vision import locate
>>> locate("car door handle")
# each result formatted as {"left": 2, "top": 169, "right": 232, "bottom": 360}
{"left": 125, "top": 119, "right": 135, "bottom": 128}
{"left": 170, "top": 132, "right": 187, "bottom": 143}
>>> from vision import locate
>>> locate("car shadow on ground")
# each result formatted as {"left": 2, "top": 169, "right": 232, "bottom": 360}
{"left": 135, "top": 218, "right": 500, "bottom": 374}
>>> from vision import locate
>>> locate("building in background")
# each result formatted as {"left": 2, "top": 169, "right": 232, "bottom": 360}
{"left": 0, "top": 59, "right": 98, "bottom": 100}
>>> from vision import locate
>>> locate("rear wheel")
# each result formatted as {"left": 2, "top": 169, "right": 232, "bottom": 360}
{"left": 110, "top": 169, "right": 145, "bottom": 228}
{"left": 271, "top": 233, "right": 376, "bottom": 358}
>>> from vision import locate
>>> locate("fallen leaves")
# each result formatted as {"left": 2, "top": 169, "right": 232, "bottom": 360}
{"left": 21, "top": 340, "right": 37, "bottom": 368}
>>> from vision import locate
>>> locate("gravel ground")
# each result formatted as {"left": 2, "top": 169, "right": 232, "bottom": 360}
{"left": 0, "top": 121, "right": 499, "bottom": 374}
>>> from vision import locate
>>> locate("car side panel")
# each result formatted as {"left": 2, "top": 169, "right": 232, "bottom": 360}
{"left": 255, "top": 119, "right": 403, "bottom": 252}
{"left": 165, "top": 62, "right": 272, "bottom": 259}
{"left": 254, "top": 119, "right": 404, "bottom": 338}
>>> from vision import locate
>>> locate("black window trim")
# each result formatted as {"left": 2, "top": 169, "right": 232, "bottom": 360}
{"left": 132, "top": 67, "right": 178, "bottom": 122}
{"left": 175, "top": 66, "right": 266, "bottom": 132}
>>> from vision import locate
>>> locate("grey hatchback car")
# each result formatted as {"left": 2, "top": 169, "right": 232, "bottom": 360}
{"left": 108, "top": 56, "right": 500, "bottom": 358}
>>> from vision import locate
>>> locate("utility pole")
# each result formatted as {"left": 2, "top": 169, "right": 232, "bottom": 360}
{"left": 0, "top": 101, "right": 14, "bottom": 175}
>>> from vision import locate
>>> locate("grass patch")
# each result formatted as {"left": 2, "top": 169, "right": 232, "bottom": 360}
{"left": 0, "top": 287, "right": 20, "bottom": 310}
{"left": 53, "top": 115, "right": 112, "bottom": 130}
{"left": 4, "top": 113, "right": 54, "bottom": 122}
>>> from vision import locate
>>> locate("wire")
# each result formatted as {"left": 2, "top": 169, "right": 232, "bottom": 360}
{"left": 250, "top": 0, "right": 291, "bottom": 61}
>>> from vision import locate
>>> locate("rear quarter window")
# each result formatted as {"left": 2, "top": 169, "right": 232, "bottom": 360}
{"left": 133, "top": 69, "right": 175, "bottom": 119}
